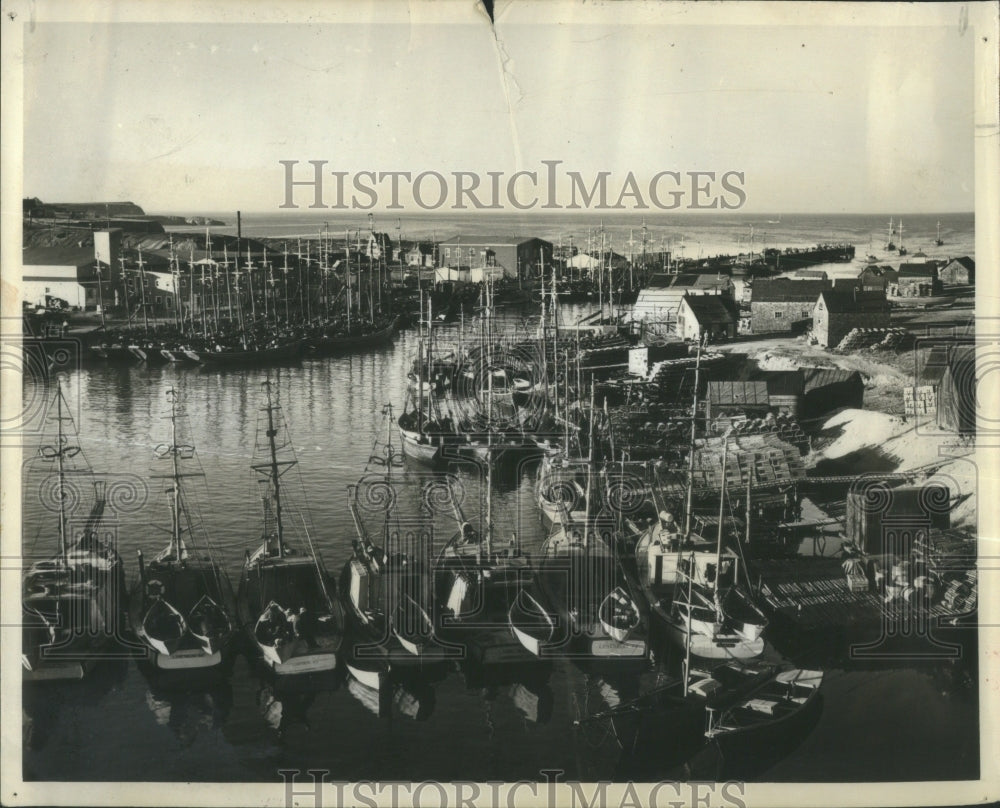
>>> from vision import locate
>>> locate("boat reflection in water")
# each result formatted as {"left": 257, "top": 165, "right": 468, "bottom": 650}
{"left": 144, "top": 681, "right": 234, "bottom": 746}
{"left": 461, "top": 660, "right": 556, "bottom": 727}
{"left": 345, "top": 664, "right": 448, "bottom": 722}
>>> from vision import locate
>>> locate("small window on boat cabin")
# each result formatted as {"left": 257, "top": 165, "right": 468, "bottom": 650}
{"left": 774, "top": 311, "right": 783, "bottom": 318}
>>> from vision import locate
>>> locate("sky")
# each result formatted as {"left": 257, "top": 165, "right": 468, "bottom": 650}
{"left": 20, "top": 4, "right": 977, "bottom": 215}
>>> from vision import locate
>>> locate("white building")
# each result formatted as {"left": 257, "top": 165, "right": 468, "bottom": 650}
{"left": 22, "top": 245, "right": 101, "bottom": 309}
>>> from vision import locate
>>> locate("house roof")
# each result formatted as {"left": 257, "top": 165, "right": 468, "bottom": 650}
{"left": 22, "top": 245, "right": 95, "bottom": 268}
{"left": 671, "top": 273, "right": 730, "bottom": 289}
{"left": 944, "top": 256, "right": 975, "bottom": 271}
{"left": 706, "top": 380, "right": 770, "bottom": 406}
{"left": 681, "top": 294, "right": 737, "bottom": 324}
{"left": 752, "top": 278, "right": 830, "bottom": 303}
{"left": 802, "top": 367, "right": 863, "bottom": 392}
{"left": 817, "top": 289, "right": 889, "bottom": 313}
{"left": 795, "top": 269, "right": 829, "bottom": 280}
{"left": 898, "top": 263, "right": 938, "bottom": 278}
{"left": 762, "top": 370, "right": 805, "bottom": 397}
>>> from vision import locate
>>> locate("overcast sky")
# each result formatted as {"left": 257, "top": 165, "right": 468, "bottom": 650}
{"left": 22, "top": 6, "right": 976, "bottom": 214}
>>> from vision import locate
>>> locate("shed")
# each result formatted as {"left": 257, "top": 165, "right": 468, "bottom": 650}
{"left": 812, "top": 289, "right": 891, "bottom": 348}
{"left": 764, "top": 370, "right": 805, "bottom": 416}
{"left": 937, "top": 345, "right": 975, "bottom": 435}
{"left": 845, "top": 483, "right": 951, "bottom": 554}
{"left": 800, "top": 367, "right": 864, "bottom": 419}
{"left": 675, "top": 294, "right": 738, "bottom": 342}
{"left": 938, "top": 256, "right": 975, "bottom": 286}
{"left": 705, "top": 380, "right": 771, "bottom": 421}
{"left": 891, "top": 263, "right": 941, "bottom": 298}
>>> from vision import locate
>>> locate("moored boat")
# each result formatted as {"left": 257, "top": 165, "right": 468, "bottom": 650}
{"left": 129, "top": 388, "right": 237, "bottom": 674}
{"left": 22, "top": 381, "right": 125, "bottom": 682}
{"left": 236, "top": 380, "right": 344, "bottom": 675}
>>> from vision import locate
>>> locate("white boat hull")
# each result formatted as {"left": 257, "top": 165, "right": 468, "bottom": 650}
{"left": 274, "top": 652, "right": 338, "bottom": 675}
{"left": 346, "top": 662, "right": 383, "bottom": 690}
{"left": 156, "top": 649, "right": 223, "bottom": 670}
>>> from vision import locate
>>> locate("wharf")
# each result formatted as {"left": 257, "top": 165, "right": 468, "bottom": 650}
{"left": 751, "top": 528, "right": 977, "bottom": 634}
{"left": 752, "top": 556, "right": 885, "bottom": 632}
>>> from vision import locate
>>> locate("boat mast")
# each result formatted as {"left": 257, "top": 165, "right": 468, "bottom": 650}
{"left": 714, "top": 433, "right": 731, "bottom": 614}
{"left": 137, "top": 247, "right": 149, "bottom": 333}
{"left": 167, "top": 389, "right": 183, "bottom": 562}
{"left": 683, "top": 338, "right": 703, "bottom": 538}
{"left": 263, "top": 381, "right": 286, "bottom": 559}
{"left": 54, "top": 380, "right": 68, "bottom": 561}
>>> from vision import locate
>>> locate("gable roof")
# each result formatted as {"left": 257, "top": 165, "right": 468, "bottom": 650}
{"left": 944, "top": 256, "right": 975, "bottom": 271}
{"left": 817, "top": 289, "right": 889, "bottom": 313}
{"left": 22, "top": 245, "right": 95, "bottom": 268}
{"left": 681, "top": 294, "right": 737, "bottom": 324}
{"left": 752, "top": 278, "right": 830, "bottom": 303}
{"left": 762, "top": 370, "right": 805, "bottom": 397}
{"left": 898, "top": 263, "right": 938, "bottom": 278}
{"left": 802, "top": 367, "right": 863, "bottom": 392}
{"left": 671, "top": 273, "right": 730, "bottom": 289}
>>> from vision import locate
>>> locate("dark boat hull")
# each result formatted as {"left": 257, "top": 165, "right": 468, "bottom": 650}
{"left": 310, "top": 318, "right": 399, "bottom": 354}
{"left": 196, "top": 340, "right": 304, "bottom": 366}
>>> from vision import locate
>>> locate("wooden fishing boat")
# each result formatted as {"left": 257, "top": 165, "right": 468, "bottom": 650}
{"left": 129, "top": 388, "right": 237, "bottom": 673}
{"left": 693, "top": 663, "right": 824, "bottom": 748}
{"left": 194, "top": 339, "right": 304, "bottom": 365}
{"left": 309, "top": 316, "right": 399, "bottom": 354}
{"left": 22, "top": 382, "right": 125, "bottom": 682}
{"left": 90, "top": 343, "right": 137, "bottom": 363}
{"left": 128, "top": 344, "right": 170, "bottom": 364}
{"left": 432, "top": 441, "right": 539, "bottom": 666}
{"left": 510, "top": 519, "right": 647, "bottom": 659}
{"left": 237, "top": 380, "right": 344, "bottom": 675}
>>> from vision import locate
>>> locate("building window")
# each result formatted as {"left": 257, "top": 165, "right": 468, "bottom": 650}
{"left": 166, "top": 298, "right": 173, "bottom": 309}
{"left": 155, "top": 296, "right": 162, "bottom": 305}
{"left": 774, "top": 311, "right": 783, "bottom": 318}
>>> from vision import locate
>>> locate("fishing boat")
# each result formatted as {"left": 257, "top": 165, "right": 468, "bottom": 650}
{"left": 512, "top": 512, "right": 647, "bottom": 659}
{"left": 129, "top": 388, "right": 236, "bottom": 673}
{"left": 398, "top": 308, "right": 452, "bottom": 466}
{"left": 898, "top": 219, "right": 908, "bottom": 256}
{"left": 692, "top": 663, "right": 824, "bottom": 748}
{"left": 582, "top": 661, "right": 822, "bottom": 767}
{"left": 886, "top": 217, "right": 897, "bottom": 252}
{"left": 341, "top": 406, "right": 449, "bottom": 688}
{"left": 90, "top": 338, "right": 138, "bottom": 363}
{"left": 22, "top": 381, "right": 125, "bottom": 681}
{"left": 935, "top": 221, "right": 944, "bottom": 247}
{"left": 309, "top": 315, "right": 399, "bottom": 354}
{"left": 432, "top": 436, "right": 538, "bottom": 666}
{"left": 236, "top": 380, "right": 344, "bottom": 675}
{"left": 193, "top": 338, "right": 304, "bottom": 366}
{"left": 658, "top": 434, "right": 767, "bottom": 660}
{"left": 536, "top": 455, "right": 587, "bottom": 529}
